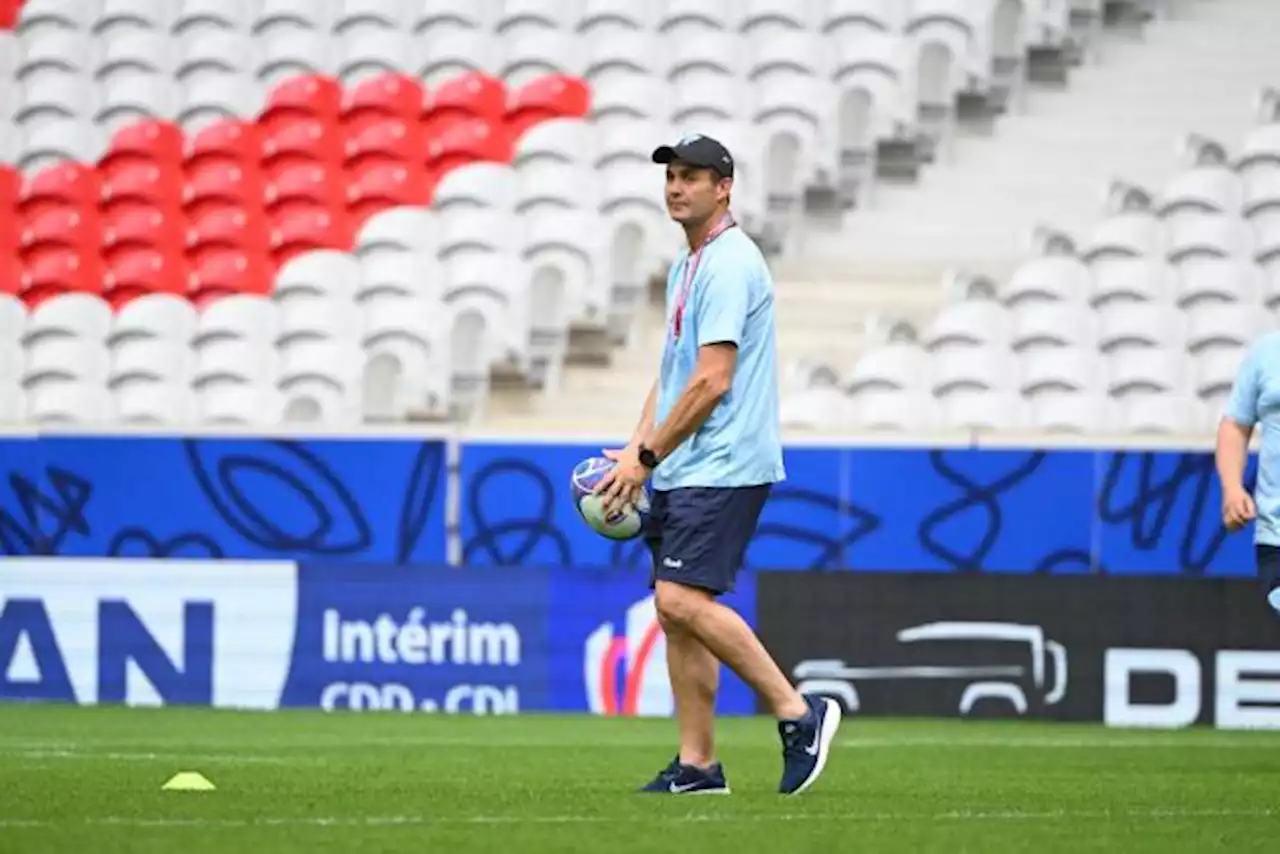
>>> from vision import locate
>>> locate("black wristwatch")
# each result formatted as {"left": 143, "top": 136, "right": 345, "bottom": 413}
{"left": 638, "top": 445, "right": 660, "bottom": 470}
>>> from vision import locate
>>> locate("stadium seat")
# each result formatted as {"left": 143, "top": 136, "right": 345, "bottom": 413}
{"left": 1194, "top": 345, "right": 1246, "bottom": 400}
{"left": 924, "top": 298, "right": 1012, "bottom": 350}
{"left": 1107, "top": 346, "right": 1186, "bottom": 397}
{"left": 1097, "top": 302, "right": 1186, "bottom": 352}
{"left": 1011, "top": 302, "right": 1098, "bottom": 352}
{"left": 846, "top": 343, "right": 930, "bottom": 393}
{"left": 279, "top": 337, "right": 364, "bottom": 424}
{"left": 1175, "top": 257, "right": 1265, "bottom": 307}
{"left": 1020, "top": 346, "right": 1099, "bottom": 396}
{"left": 22, "top": 293, "right": 112, "bottom": 395}
{"left": 848, "top": 387, "right": 936, "bottom": 431}
{"left": 104, "top": 247, "right": 187, "bottom": 308}
{"left": 940, "top": 389, "right": 1028, "bottom": 432}
{"left": 1090, "top": 258, "right": 1176, "bottom": 307}
{"left": 95, "top": 0, "right": 170, "bottom": 35}
{"left": 1111, "top": 391, "right": 1201, "bottom": 435}
{"left": 578, "top": 0, "right": 651, "bottom": 33}
{"left": 930, "top": 345, "right": 1014, "bottom": 397}
{"left": 172, "top": 0, "right": 242, "bottom": 33}
{"left": 1002, "top": 255, "right": 1092, "bottom": 305}
{"left": 1027, "top": 390, "right": 1106, "bottom": 434}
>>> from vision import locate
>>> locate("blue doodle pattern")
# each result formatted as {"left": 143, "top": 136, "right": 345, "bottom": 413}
{"left": 0, "top": 436, "right": 1262, "bottom": 575}
{"left": 0, "top": 437, "right": 448, "bottom": 564}
{"left": 459, "top": 443, "right": 1259, "bottom": 576}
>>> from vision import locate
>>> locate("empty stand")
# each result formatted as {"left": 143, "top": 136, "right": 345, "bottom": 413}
{"left": 794, "top": 103, "right": 1280, "bottom": 437}
{"left": 2, "top": 0, "right": 606, "bottom": 425}
{"left": 2, "top": 0, "right": 1279, "bottom": 439}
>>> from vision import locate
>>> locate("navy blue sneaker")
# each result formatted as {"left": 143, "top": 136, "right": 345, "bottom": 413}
{"left": 777, "top": 694, "right": 842, "bottom": 795}
{"left": 639, "top": 756, "right": 731, "bottom": 795}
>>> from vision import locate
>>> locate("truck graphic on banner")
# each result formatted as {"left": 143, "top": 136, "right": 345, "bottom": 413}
{"left": 792, "top": 621, "right": 1068, "bottom": 716}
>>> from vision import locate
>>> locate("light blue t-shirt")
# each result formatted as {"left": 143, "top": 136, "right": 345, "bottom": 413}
{"left": 1225, "top": 331, "right": 1280, "bottom": 546}
{"left": 651, "top": 225, "right": 786, "bottom": 492}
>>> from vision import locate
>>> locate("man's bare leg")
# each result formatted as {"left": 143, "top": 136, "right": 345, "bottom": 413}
{"left": 654, "top": 581, "right": 806, "bottom": 720}
{"left": 661, "top": 614, "right": 719, "bottom": 768}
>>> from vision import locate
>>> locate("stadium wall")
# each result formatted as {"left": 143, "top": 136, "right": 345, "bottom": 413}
{"left": 0, "top": 431, "right": 1261, "bottom": 575}
{"left": 0, "top": 432, "right": 1275, "bottom": 729}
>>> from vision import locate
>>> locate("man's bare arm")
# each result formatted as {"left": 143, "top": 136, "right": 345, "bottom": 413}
{"left": 1216, "top": 416, "right": 1253, "bottom": 494}
{"left": 642, "top": 343, "right": 736, "bottom": 460}
{"left": 628, "top": 382, "right": 658, "bottom": 450}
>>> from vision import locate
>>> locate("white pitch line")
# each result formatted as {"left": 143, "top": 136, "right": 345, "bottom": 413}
{"left": 0, "top": 749, "right": 298, "bottom": 765}
{"left": 836, "top": 736, "right": 1280, "bottom": 748}
{"left": 2, "top": 735, "right": 1279, "bottom": 760}
{"left": 0, "top": 808, "right": 1274, "bottom": 830}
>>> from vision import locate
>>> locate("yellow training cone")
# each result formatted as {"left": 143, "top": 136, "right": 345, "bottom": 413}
{"left": 162, "top": 771, "right": 216, "bottom": 792}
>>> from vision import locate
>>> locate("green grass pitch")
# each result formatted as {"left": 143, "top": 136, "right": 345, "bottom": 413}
{"left": 0, "top": 705, "right": 1277, "bottom": 853}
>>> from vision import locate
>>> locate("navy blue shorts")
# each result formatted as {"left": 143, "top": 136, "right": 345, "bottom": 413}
{"left": 645, "top": 485, "right": 771, "bottom": 596}
{"left": 1257, "top": 544, "right": 1280, "bottom": 594}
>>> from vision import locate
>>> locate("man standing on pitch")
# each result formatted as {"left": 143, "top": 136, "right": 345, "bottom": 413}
{"left": 594, "top": 134, "right": 842, "bottom": 796}
{"left": 1216, "top": 331, "right": 1280, "bottom": 616}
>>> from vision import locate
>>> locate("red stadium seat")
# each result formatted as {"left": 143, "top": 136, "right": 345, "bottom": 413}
{"left": 0, "top": 256, "right": 19, "bottom": 296}
{"left": 22, "top": 207, "right": 100, "bottom": 255}
{"left": 101, "top": 119, "right": 185, "bottom": 170}
{"left": 259, "top": 74, "right": 343, "bottom": 137}
{"left": 265, "top": 164, "right": 345, "bottom": 214}
{"left": 102, "top": 206, "right": 185, "bottom": 261}
{"left": 101, "top": 162, "right": 183, "bottom": 212}
{"left": 270, "top": 208, "right": 354, "bottom": 265}
{"left": 344, "top": 118, "right": 423, "bottom": 171}
{"left": 186, "top": 119, "right": 260, "bottom": 169}
{"left": 423, "top": 72, "right": 506, "bottom": 138}
{"left": 22, "top": 249, "right": 105, "bottom": 306}
{"left": 348, "top": 164, "right": 430, "bottom": 226}
{"left": 190, "top": 249, "right": 273, "bottom": 306}
{"left": 426, "top": 118, "right": 511, "bottom": 176}
{"left": 104, "top": 248, "right": 188, "bottom": 308}
{"left": 184, "top": 161, "right": 265, "bottom": 216}
{"left": 1, "top": 163, "right": 19, "bottom": 207}
{"left": 20, "top": 163, "right": 101, "bottom": 221}
{"left": 506, "top": 75, "right": 591, "bottom": 139}
{"left": 343, "top": 72, "right": 426, "bottom": 136}
{"left": 261, "top": 116, "right": 344, "bottom": 170}
{"left": 0, "top": 0, "right": 20, "bottom": 29}
{"left": 0, "top": 165, "right": 18, "bottom": 253}
{"left": 187, "top": 206, "right": 270, "bottom": 263}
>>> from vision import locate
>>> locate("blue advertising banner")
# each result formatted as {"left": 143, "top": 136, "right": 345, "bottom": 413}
{"left": 0, "top": 437, "right": 448, "bottom": 564}
{"left": 0, "top": 434, "right": 1261, "bottom": 575}
{"left": 282, "top": 564, "right": 549, "bottom": 714}
{"left": 0, "top": 559, "right": 758, "bottom": 716}
{"left": 542, "top": 565, "right": 757, "bottom": 716}
{"left": 458, "top": 442, "right": 1258, "bottom": 576}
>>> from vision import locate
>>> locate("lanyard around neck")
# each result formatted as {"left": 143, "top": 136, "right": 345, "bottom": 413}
{"left": 671, "top": 212, "right": 736, "bottom": 340}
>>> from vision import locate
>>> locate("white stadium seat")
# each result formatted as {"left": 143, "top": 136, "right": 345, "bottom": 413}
{"left": 924, "top": 298, "right": 1012, "bottom": 350}
{"left": 1097, "top": 302, "right": 1187, "bottom": 352}
{"left": 174, "top": 0, "right": 253, "bottom": 34}
{"left": 1027, "top": 390, "right": 1106, "bottom": 434}
{"left": 848, "top": 387, "right": 936, "bottom": 432}
{"left": 1020, "top": 346, "right": 1100, "bottom": 397}
{"left": 846, "top": 342, "right": 930, "bottom": 393}
{"left": 939, "top": 389, "right": 1027, "bottom": 432}
{"left": 930, "top": 345, "right": 1015, "bottom": 395}
{"left": 1012, "top": 302, "right": 1098, "bottom": 352}
{"left": 1090, "top": 258, "right": 1177, "bottom": 307}
{"left": 1002, "top": 255, "right": 1092, "bottom": 306}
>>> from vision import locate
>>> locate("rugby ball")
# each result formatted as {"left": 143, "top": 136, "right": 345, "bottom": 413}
{"left": 570, "top": 456, "right": 651, "bottom": 541}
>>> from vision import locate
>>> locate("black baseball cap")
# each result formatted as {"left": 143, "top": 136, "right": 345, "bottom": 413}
{"left": 651, "top": 133, "right": 734, "bottom": 179}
